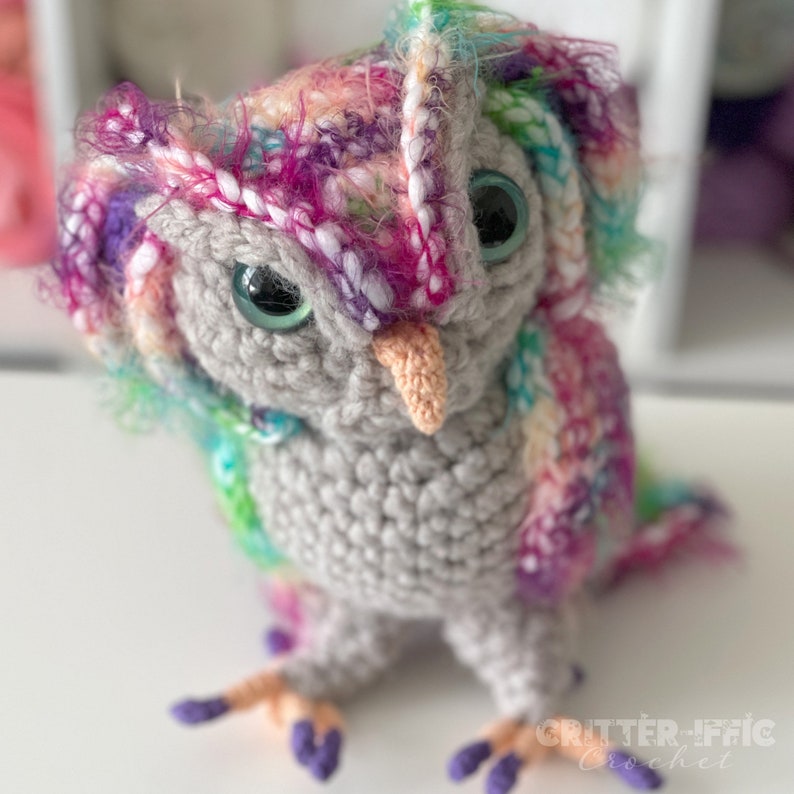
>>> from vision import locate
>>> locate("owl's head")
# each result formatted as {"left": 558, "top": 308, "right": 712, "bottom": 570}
{"left": 52, "top": 1, "right": 645, "bottom": 441}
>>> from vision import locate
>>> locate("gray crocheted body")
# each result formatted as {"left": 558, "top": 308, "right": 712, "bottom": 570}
{"left": 254, "top": 382, "right": 526, "bottom": 616}
{"left": 140, "top": 112, "right": 574, "bottom": 721}
{"left": 250, "top": 385, "right": 574, "bottom": 720}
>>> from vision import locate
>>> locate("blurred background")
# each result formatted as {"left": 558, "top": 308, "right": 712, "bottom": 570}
{"left": 1, "top": 0, "right": 793, "bottom": 396}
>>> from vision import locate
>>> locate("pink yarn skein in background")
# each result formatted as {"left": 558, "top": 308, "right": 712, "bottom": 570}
{"left": 0, "top": 0, "right": 55, "bottom": 268}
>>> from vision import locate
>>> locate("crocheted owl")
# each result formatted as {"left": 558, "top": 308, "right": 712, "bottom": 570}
{"left": 50, "top": 2, "right": 724, "bottom": 791}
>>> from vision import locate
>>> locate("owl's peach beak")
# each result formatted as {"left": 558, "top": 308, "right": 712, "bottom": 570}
{"left": 372, "top": 321, "right": 447, "bottom": 435}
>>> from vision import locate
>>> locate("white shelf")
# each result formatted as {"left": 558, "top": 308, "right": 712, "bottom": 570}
{"left": 619, "top": 245, "right": 794, "bottom": 396}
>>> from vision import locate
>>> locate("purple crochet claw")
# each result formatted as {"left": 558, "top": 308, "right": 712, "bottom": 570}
{"left": 170, "top": 696, "right": 229, "bottom": 725}
{"left": 309, "top": 728, "right": 343, "bottom": 781}
{"left": 486, "top": 752, "right": 522, "bottom": 794}
{"left": 264, "top": 627, "right": 295, "bottom": 656}
{"left": 608, "top": 751, "right": 664, "bottom": 790}
{"left": 290, "top": 720, "right": 343, "bottom": 781}
{"left": 448, "top": 740, "right": 493, "bottom": 781}
{"left": 291, "top": 719, "right": 316, "bottom": 765}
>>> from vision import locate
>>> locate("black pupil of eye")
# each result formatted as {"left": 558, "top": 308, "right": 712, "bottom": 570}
{"left": 471, "top": 185, "right": 518, "bottom": 248}
{"left": 247, "top": 268, "right": 301, "bottom": 316}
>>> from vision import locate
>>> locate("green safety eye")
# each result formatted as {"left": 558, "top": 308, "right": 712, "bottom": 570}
{"left": 469, "top": 169, "right": 529, "bottom": 264}
{"left": 231, "top": 262, "right": 313, "bottom": 332}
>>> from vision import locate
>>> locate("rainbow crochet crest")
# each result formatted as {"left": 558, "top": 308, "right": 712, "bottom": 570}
{"left": 49, "top": 0, "right": 650, "bottom": 575}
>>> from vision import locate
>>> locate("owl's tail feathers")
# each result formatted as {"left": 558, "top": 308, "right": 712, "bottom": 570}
{"left": 599, "top": 473, "right": 735, "bottom": 591}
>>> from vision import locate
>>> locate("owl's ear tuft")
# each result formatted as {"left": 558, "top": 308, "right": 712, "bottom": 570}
{"left": 76, "top": 81, "right": 183, "bottom": 159}
{"left": 481, "top": 34, "right": 651, "bottom": 298}
{"left": 49, "top": 77, "right": 204, "bottom": 345}
{"left": 384, "top": 2, "right": 653, "bottom": 304}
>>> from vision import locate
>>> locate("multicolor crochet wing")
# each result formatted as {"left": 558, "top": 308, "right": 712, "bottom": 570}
{"left": 471, "top": 14, "right": 728, "bottom": 604}
{"left": 508, "top": 310, "right": 634, "bottom": 603}
{"left": 509, "top": 311, "right": 729, "bottom": 605}
{"left": 50, "top": 98, "right": 301, "bottom": 577}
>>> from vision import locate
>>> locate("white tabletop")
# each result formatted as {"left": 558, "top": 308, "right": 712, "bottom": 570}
{"left": 1, "top": 373, "right": 792, "bottom": 793}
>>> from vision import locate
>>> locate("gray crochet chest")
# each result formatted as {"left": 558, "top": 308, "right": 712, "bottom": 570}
{"left": 248, "top": 385, "right": 529, "bottom": 617}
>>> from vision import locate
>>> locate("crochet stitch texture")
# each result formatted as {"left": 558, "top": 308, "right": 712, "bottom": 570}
{"left": 48, "top": 2, "right": 725, "bottom": 789}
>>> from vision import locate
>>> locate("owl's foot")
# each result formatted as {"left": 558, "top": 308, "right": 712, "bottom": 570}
{"left": 448, "top": 718, "right": 551, "bottom": 794}
{"left": 170, "top": 669, "right": 344, "bottom": 782}
{"left": 448, "top": 716, "right": 663, "bottom": 793}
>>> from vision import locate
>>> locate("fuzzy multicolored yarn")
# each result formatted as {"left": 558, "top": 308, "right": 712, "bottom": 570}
{"left": 46, "top": 5, "right": 734, "bottom": 790}
{"left": 49, "top": 0, "right": 714, "bottom": 606}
